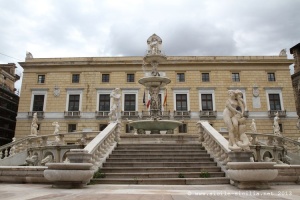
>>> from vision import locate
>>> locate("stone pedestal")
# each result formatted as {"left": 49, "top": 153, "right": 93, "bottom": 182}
{"left": 44, "top": 149, "right": 94, "bottom": 188}
{"left": 228, "top": 151, "right": 252, "bottom": 162}
{"left": 44, "top": 163, "right": 94, "bottom": 188}
{"left": 227, "top": 162, "right": 278, "bottom": 189}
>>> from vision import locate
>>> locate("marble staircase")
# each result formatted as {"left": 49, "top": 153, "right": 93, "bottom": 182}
{"left": 92, "top": 139, "right": 230, "bottom": 185}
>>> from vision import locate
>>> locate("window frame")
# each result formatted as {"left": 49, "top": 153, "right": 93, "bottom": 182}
{"left": 30, "top": 89, "right": 47, "bottom": 112}
{"left": 102, "top": 74, "right": 110, "bottom": 83}
{"left": 267, "top": 72, "right": 276, "bottom": 82}
{"left": 232, "top": 72, "right": 240, "bottom": 82}
{"left": 201, "top": 73, "right": 210, "bottom": 82}
{"left": 173, "top": 89, "right": 190, "bottom": 111}
{"left": 37, "top": 75, "right": 45, "bottom": 84}
{"left": 176, "top": 73, "right": 185, "bottom": 82}
{"left": 122, "top": 89, "right": 138, "bottom": 111}
{"left": 265, "top": 88, "right": 284, "bottom": 111}
{"left": 178, "top": 123, "right": 187, "bottom": 133}
{"left": 127, "top": 73, "right": 135, "bottom": 82}
{"left": 68, "top": 124, "right": 77, "bottom": 132}
{"left": 72, "top": 74, "right": 80, "bottom": 83}
{"left": 65, "top": 89, "right": 83, "bottom": 112}
{"left": 198, "top": 88, "right": 216, "bottom": 112}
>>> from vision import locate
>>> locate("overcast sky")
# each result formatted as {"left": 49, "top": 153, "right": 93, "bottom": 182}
{"left": 1, "top": 0, "right": 299, "bottom": 82}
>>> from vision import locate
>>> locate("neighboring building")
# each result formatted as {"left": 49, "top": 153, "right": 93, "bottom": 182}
{"left": 290, "top": 43, "right": 300, "bottom": 117}
{"left": 0, "top": 63, "right": 20, "bottom": 145}
{"left": 15, "top": 38, "right": 299, "bottom": 141}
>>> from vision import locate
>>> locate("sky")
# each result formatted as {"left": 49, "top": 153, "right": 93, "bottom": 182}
{"left": 0, "top": 0, "right": 300, "bottom": 91}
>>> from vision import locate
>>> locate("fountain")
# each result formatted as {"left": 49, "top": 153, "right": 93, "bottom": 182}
{"left": 128, "top": 34, "right": 182, "bottom": 134}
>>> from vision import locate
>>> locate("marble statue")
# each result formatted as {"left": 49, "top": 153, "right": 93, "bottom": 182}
{"left": 273, "top": 112, "right": 281, "bottom": 136}
{"left": 150, "top": 37, "right": 158, "bottom": 54}
{"left": 31, "top": 113, "right": 38, "bottom": 136}
{"left": 25, "top": 154, "right": 38, "bottom": 166}
{"left": 250, "top": 119, "right": 257, "bottom": 133}
{"left": 26, "top": 51, "right": 33, "bottom": 59}
{"left": 41, "top": 155, "right": 53, "bottom": 165}
{"left": 151, "top": 61, "right": 160, "bottom": 76}
{"left": 52, "top": 122, "right": 60, "bottom": 134}
{"left": 108, "top": 88, "right": 121, "bottom": 122}
{"left": 223, "top": 90, "right": 250, "bottom": 151}
{"left": 279, "top": 49, "right": 287, "bottom": 56}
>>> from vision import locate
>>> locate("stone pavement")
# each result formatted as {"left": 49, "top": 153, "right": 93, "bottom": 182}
{"left": 1, "top": 183, "right": 300, "bottom": 200}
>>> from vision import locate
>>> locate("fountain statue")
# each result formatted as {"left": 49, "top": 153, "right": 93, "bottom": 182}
{"left": 128, "top": 34, "right": 182, "bottom": 134}
{"left": 223, "top": 90, "right": 250, "bottom": 151}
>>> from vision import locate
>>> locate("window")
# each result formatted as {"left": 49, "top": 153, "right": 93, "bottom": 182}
{"left": 68, "top": 124, "right": 77, "bottom": 132}
{"left": 268, "top": 73, "right": 276, "bottom": 81}
{"left": 37, "top": 75, "right": 45, "bottom": 84}
{"left": 177, "top": 73, "right": 185, "bottom": 82}
{"left": 176, "top": 94, "right": 187, "bottom": 111}
{"left": 202, "top": 73, "right": 210, "bottom": 82}
{"left": 124, "top": 94, "right": 136, "bottom": 111}
{"left": 72, "top": 74, "right": 80, "bottom": 83}
{"left": 269, "top": 94, "right": 281, "bottom": 110}
{"left": 99, "top": 94, "right": 110, "bottom": 111}
{"left": 201, "top": 94, "right": 213, "bottom": 111}
{"left": 32, "top": 95, "right": 45, "bottom": 111}
{"left": 99, "top": 124, "right": 108, "bottom": 131}
{"left": 178, "top": 123, "right": 187, "bottom": 133}
{"left": 68, "top": 95, "right": 80, "bottom": 111}
{"left": 232, "top": 73, "right": 240, "bottom": 82}
{"left": 127, "top": 74, "right": 135, "bottom": 82}
{"left": 102, "top": 74, "right": 110, "bottom": 82}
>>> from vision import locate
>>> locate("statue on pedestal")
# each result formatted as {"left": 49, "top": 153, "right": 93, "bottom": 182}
{"left": 31, "top": 113, "right": 38, "bottom": 136}
{"left": 273, "top": 112, "right": 281, "bottom": 136}
{"left": 108, "top": 88, "right": 121, "bottom": 122}
{"left": 223, "top": 90, "right": 250, "bottom": 151}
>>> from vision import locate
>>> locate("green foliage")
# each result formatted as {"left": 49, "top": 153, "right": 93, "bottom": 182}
{"left": 93, "top": 168, "right": 106, "bottom": 178}
{"left": 199, "top": 171, "right": 210, "bottom": 178}
{"left": 178, "top": 173, "right": 185, "bottom": 178}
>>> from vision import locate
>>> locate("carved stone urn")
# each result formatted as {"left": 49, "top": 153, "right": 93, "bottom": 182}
{"left": 227, "top": 162, "right": 278, "bottom": 189}
{"left": 43, "top": 149, "right": 94, "bottom": 188}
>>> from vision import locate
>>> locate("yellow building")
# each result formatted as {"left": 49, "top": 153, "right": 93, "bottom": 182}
{"left": 15, "top": 42, "right": 298, "bottom": 141}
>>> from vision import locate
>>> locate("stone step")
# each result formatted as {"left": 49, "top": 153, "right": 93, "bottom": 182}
{"left": 109, "top": 153, "right": 210, "bottom": 158}
{"left": 91, "top": 177, "right": 230, "bottom": 185}
{"left": 101, "top": 166, "right": 222, "bottom": 173}
{"left": 103, "top": 162, "right": 217, "bottom": 167}
{"left": 116, "top": 146, "right": 204, "bottom": 150}
{"left": 111, "top": 150, "right": 207, "bottom": 154}
{"left": 106, "top": 158, "right": 213, "bottom": 162}
{"left": 117, "top": 144, "right": 203, "bottom": 148}
{"left": 103, "top": 172, "right": 225, "bottom": 178}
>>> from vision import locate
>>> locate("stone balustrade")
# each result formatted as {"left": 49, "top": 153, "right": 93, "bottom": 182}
{"left": 84, "top": 122, "right": 121, "bottom": 171}
{"left": 197, "top": 121, "right": 230, "bottom": 172}
{"left": 245, "top": 132, "right": 300, "bottom": 163}
{"left": 0, "top": 131, "right": 99, "bottom": 162}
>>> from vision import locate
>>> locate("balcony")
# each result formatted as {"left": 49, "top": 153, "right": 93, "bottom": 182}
{"left": 64, "top": 111, "right": 81, "bottom": 118}
{"left": 199, "top": 110, "right": 217, "bottom": 118}
{"left": 95, "top": 111, "right": 110, "bottom": 118}
{"left": 121, "top": 111, "right": 139, "bottom": 118}
{"left": 173, "top": 111, "right": 191, "bottom": 119}
{"left": 268, "top": 110, "right": 286, "bottom": 118}
{"left": 28, "top": 111, "right": 44, "bottom": 119}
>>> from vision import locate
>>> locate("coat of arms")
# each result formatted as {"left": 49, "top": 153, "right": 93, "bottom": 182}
{"left": 253, "top": 86, "right": 259, "bottom": 97}
{"left": 53, "top": 86, "right": 60, "bottom": 97}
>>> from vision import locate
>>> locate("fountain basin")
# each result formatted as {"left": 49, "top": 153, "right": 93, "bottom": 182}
{"left": 144, "top": 54, "right": 167, "bottom": 63}
{"left": 138, "top": 76, "right": 171, "bottom": 87}
{"left": 128, "top": 120, "right": 182, "bottom": 131}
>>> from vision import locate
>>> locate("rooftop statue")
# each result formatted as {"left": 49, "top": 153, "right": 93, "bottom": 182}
{"left": 279, "top": 48, "right": 287, "bottom": 57}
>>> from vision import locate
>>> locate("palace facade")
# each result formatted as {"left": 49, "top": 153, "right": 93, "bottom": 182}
{"left": 15, "top": 44, "right": 299, "bottom": 141}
